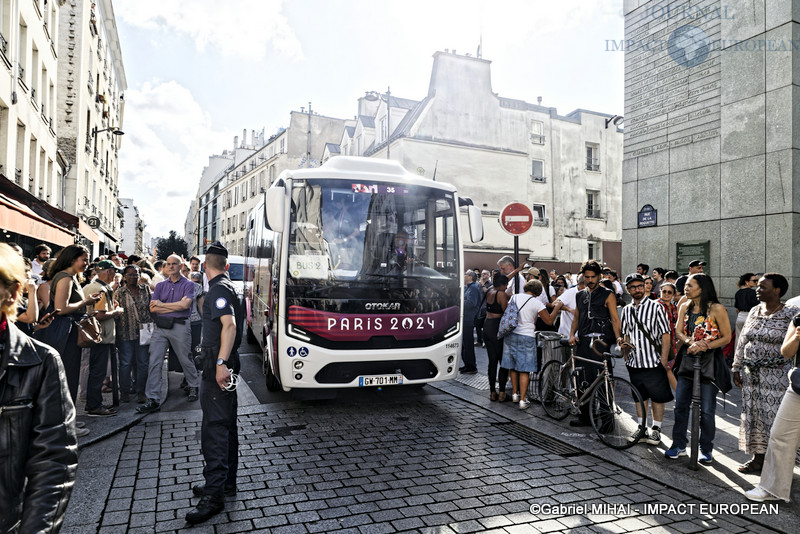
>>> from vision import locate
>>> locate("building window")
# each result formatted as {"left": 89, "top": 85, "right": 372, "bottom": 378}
{"left": 587, "top": 190, "right": 601, "bottom": 219}
{"left": 530, "top": 120, "right": 545, "bottom": 144}
{"left": 531, "top": 160, "right": 545, "bottom": 183}
{"left": 380, "top": 118, "right": 387, "bottom": 142}
{"left": 588, "top": 241, "right": 601, "bottom": 261}
{"left": 532, "top": 203, "right": 547, "bottom": 226}
{"left": 586, "top": 143, "right": 600, "bottom": 171}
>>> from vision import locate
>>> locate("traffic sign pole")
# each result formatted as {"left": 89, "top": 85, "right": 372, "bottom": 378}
{"left": 514, "top": 235, "right": 520, "bottom": 293}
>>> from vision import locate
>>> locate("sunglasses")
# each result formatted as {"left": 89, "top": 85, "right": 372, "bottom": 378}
{"left": 661, "top": 290, "right": 674, "bottom": 295}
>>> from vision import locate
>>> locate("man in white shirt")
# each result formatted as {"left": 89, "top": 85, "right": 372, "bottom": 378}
{"left": 30, "top": 244, "right": 51, "bottom": 277}
{"left": 497, "top": 255, "right": 525, "bottom": 296}
{"left": 551, "top": 274, "right": 585, "bottom": 338}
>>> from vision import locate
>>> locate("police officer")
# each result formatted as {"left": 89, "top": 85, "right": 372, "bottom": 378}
{"left": 186, "top": 242, "right": 244, "bottom": 524}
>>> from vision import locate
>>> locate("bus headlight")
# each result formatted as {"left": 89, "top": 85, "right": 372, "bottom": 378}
{"left": 295, "top": 373, "right": 303, "bottom": 381}
{"left": 294, "top": 360, "right": 304, "bottom": 370}
{"left": 447, "top": 355, "right": 454, "bottom": 363}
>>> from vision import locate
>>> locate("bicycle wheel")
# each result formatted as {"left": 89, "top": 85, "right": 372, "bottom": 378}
{"left": 589, "top": 376, "right": 645, "bottom": 450}
{"left": 539, "top": 360, "right": 571, "bottom": 420}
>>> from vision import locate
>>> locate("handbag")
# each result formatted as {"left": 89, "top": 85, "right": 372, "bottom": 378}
{"left": 75, "top": 313, "right": 102, "bottom": 348}
{"left": 497, "top": 295, "right": 533, "bottom": 339}
{"left": 154, "top": 315, "right": 175, "bottom": 329}
{"left": 676, "top": 346, "right": 715, "bottom": 381}
{"left": 788, "top": 367, "right": 800, "bottom": 395}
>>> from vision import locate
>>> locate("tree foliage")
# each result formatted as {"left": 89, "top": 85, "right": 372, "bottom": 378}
{"left": 155, "top": 230, "right": 189, "bottom": 261}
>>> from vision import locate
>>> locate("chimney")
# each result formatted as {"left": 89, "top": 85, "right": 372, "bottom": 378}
{"left": 233, "top": 136, "right": 238, "bottom": 150}
{"left": 242, "top": 129, "right": 247, "bottom": 147}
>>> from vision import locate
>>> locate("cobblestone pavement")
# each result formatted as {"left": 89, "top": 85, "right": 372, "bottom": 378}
{"left": 63, "top": 383, "right": 792, "bottom": 534}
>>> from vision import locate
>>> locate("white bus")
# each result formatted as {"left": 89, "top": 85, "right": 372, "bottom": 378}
{"left": 244, "top": 157, "right": 483, "bottom": 392}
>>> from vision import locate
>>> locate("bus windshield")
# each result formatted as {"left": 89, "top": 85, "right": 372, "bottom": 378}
{"left": 286, "top": 178, "right": 459, "bottom": 314}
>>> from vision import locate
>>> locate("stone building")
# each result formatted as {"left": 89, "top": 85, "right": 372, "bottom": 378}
{"left": 202, "top": 112, "right": 347, "bottom": 257}
{"left": 332, "top": 51, "right": 624, "bottom": 271}
{"left": 622, "top": 0, "right": 799, "bottom": 301}
{"left": 119, "top": 197, "right": 143, "bottom": 255}
{"left": 191, "top": 132, "right": 264, "bottom": 256}
{"left": 56, "top": 0, "right": 126, "bottom": 256}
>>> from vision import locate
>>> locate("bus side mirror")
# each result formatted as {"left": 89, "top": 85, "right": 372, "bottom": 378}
{"left": 468, "top": 205, "right": 483, "bottom": 243}
{"left": 265, "top": 185, "right": 285, "bottom": 233}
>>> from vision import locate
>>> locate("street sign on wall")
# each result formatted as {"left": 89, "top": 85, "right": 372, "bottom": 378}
{"left": 638, "top": 204, "right": 657, "bottom": 228}
{"left": 499, "top": 202, "right": 533, "bottom": 236}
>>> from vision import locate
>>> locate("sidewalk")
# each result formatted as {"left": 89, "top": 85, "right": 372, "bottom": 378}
{"left": 74, "top": 359, "right": 169, "bottom": 449}
{"left": 437, "top": 342, "right": 800, "bottom": 533}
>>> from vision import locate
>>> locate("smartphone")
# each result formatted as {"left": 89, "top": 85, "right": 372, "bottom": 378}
{"left": 39, "top": 309, "right": 61, "bottom": 324}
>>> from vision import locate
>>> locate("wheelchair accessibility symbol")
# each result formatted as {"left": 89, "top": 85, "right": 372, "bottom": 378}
{"left": 287, "top": 347, "right": 297, "bottom": 357}
{"left": 298, "top": 347, "right": 309, "bottom": 357}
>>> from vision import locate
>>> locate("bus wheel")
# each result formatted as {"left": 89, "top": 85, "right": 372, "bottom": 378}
{"left": 266, "top": 364, "right": 281, "bottom": 392}
{"left": 246, "top": 324, "right": 258, "bottom": 345}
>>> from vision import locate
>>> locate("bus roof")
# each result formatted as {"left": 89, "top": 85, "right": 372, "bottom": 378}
{"left": 280, "top": 157, "right": 458, "bottom": 193}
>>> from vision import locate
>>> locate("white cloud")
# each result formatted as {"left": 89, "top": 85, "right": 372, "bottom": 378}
{"left": 118, "top": 80, "right": 230, "bottom": 238}
{"left": 115, "top": 0, "right": 303, "bottom": 61}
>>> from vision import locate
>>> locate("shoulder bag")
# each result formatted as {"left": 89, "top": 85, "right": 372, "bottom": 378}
{"left": 630, "top": 305, "right": 672, "bottom": 360}
{"left": 497, "top": 295, "right": 533, "bottom": 339}
{"left": 75, "top": 313, "right": 102, "bottom": 348}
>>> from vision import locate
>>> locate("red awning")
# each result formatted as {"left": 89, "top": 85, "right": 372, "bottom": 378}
{"left": 0, "top": 193, "right": 75, "bottom": 247}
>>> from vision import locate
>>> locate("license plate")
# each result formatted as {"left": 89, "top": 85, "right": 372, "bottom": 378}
{"left": 358, "top": 374, "right": 404, "bottom": 387}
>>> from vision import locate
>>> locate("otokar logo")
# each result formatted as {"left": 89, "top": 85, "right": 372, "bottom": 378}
{"left": 668, "top": 25, "right": 710, "bottom": 67}
{"left": 364, "top": 302, "right": 401, "bottom": 311}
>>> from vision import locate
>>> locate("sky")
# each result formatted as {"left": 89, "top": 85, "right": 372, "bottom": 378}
{"left": 114, "top": 0, "right": 626, "bottom": 239}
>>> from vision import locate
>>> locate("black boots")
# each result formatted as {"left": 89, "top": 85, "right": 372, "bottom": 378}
{"left": 185, "top": 495, "right": 224, "bottom": 524}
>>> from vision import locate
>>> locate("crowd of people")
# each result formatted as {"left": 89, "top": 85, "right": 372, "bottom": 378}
{"left": 0, "top": 240, "right": 244, "bottom": 528}
{"left": 461, "top": 257, "right": 800, "bottom": 504}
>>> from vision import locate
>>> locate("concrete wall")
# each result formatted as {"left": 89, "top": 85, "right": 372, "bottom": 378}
{"left": 622, "top": 0, "right": 800, "bottom": 302}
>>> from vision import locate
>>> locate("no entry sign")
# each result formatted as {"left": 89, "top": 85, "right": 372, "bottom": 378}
{"left": 500, "top": 202, "right": 533, "bottom": 235}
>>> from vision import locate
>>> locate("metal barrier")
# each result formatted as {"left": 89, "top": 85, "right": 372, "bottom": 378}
{"left": 528, "top": 331, "right": 568, "bottom": 401}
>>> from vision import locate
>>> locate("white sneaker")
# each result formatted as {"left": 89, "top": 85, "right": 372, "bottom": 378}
{"left": 76, "top": 427, "right": 90, "bottom": 437}
{"left": 745, "top": 486, "right": 782, "bottom": 502}
{"left": 511, "top": 393, "right": 520, "bottom": 403}
{"left": 519, "top": 399, "right": 531, "bottom": 410}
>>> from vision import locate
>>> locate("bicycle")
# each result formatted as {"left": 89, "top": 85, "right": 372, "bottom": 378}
{"left": 538, "top": 334, "right": 646, "bottom": 449}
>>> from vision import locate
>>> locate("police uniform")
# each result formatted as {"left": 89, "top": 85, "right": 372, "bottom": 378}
{"left": 188, "top": 243, "right": 244, "bottom": 523}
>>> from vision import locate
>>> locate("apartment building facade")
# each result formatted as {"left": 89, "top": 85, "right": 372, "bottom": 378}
{"left": 56, "top": 0, "right": 126, "bottom": 255}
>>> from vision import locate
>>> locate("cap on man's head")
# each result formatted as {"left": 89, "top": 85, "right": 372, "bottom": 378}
{"left": 522, "top": 267, "right": 540, "bottom": 277}
{"left": 688, "top": 260, "right": 706, "bottom": 267}
{"left": 206, "top": 241, "right": 228, "bottom": 258}
{"left": 95, "top": 259, "right": 120, "bottom": 271}
{"left": 624, "top": 273, "right": 645, "bottom": 286}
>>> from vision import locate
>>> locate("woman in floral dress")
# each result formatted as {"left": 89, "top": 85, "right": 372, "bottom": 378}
{"left": 732, "top": 273, "right": 799, "bottom": 473}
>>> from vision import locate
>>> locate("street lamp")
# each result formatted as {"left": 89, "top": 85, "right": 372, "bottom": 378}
{"left": 364, "top": 86, "right": 391, "bottom": 159}
{"left": 92, "top": 126, "right": 125, "bottom": 136}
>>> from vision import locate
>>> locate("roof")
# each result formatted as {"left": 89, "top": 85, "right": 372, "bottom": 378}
{"left": 358, "top": 115, "right": 375, "bottom": 128}
{"left": 325, "top": 143, "right": 341, "bottom": 154}
{"left": 344, "top": 126, "right": 355, "bottom": 138}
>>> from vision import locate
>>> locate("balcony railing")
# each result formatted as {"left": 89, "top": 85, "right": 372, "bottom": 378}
{"left": 0, "top": 32, "right": 8, "bottom": 55}
{"left": 530, "top": 134, "right": 545, "bottom": 145}
{"left": 531, "top": 175, "right": 546, "bottom": 183}
{"left": 586, "top": 158, "right": 600, "bottom": 172}
{"left": 586, "top": 209, "right": 602, "bottom": 219}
